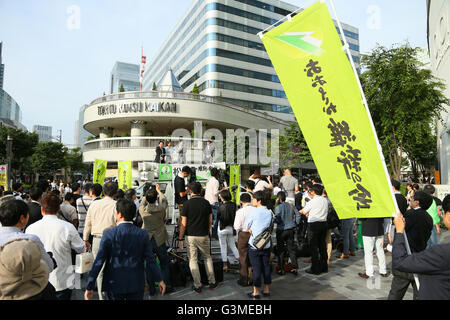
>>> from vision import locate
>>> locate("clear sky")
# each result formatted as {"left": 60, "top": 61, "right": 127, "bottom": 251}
{"left": 0, "top": 0, "right": 428, "bottom": 145}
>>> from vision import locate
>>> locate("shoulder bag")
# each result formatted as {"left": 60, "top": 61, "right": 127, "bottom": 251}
{"left": 253, "top": 212, "right": 274, "bottom": 250}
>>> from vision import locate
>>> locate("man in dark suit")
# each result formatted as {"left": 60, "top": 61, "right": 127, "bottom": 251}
{"left": 392, "top": 179, "right": 408, "bottom": 214}
{"left": 155, "top": 141, "right": 166, "bottom": 163}
{"left": 392, "top": 194, "right": 450, "bottom": 300}
{"left": 84, "top": 199, "right": 166, "bottom": 300}
{"left": 385, "top": 179, "right": 409, "bottom": 248}
{"left": 388, "top": 191, "right": 434, "bottom": 300}
{"left": 25, "top": 188, "right": 43, "bottom": 230}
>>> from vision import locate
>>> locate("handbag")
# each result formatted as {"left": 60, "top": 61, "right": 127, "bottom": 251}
{"left": 75, "top": 251, "right": 94, "bottom": 274}
{"left": 252, "top": 213, "right": 274, "bottom": 250}
{"left": 287, "top": 202, "right": 298, "bottom": 226}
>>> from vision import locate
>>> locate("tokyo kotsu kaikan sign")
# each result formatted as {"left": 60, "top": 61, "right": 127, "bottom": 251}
{"left": 97, "top": 101, "right": 178, "bottom": 116}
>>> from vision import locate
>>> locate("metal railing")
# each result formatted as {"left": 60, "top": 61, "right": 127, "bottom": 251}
{"left": 84, "top": 136, "right": 215, "bottom": 151}
{"left": 88, "top": 90, "right": 290, "bottom": 125}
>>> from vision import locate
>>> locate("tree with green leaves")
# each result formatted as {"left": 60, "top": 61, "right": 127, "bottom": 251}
{"left": 403, "top": 123, "right": 437, "bottom": 180}
{"left": 31, "top": 142, "right": 66, "bottom": 177}
{"left": 119, "top": 84, "right": 125, "bottom": 92}
{"left": 152, "top": 82, "right": 157, "bottom": 91}
{"left": 0, "top": 126, "right": 38, "bottom": 178}
{"left": 64, "top": 147, "right": 89, "bottom": 180}
{"left": 360, "top": 43, "right": 448, "bottom": 179}
{"left": 279, "top": 122, "right": 312, "bottom": 167}
{"left": 191, "top": 83, "right": 200, "bottom": 94}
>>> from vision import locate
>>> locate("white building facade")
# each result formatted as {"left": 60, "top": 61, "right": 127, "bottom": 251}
{"left": 142, "top": 0, "right": 360, "bottom": 119}
{"left": 428, "top": 0, "right": 450, "bottom": 184}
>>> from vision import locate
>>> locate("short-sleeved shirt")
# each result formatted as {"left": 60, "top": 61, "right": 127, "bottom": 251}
{"left": 174, "top": 175, "right": 188, "bottom": 205}
{"left": 181, "top": 196, "right": 212, "bottom": 236}
{"left": 280, "top": 175, "right": 298, "bottom": 199}
{"left": 204, "top": 177, "right": 220, "bottom": 204}
{"left": 245, "top": 206, "right": 273, "bottom": 250}
{"left": 251, "top": 178, "right": 270, "bottom": 192}
{"left": 427, "top": 200, "right": 440, "bottom": 225}
{"left": 58, "top": 202, "right": 78, "bottom": 223}
{"left": 76, "top": 195, "right": 93, "bottom": 235}
{"left": 303, "top": 195, "right": 328, "bottom": 223}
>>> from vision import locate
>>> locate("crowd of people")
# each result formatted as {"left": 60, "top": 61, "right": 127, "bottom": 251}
{"left": 0, "top": 169, "right": 449, "bottom": 301}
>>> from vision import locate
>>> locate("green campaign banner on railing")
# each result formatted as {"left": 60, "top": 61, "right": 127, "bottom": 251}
{"left": 118, "top": 161, "right": 133, "bottom": 191}
{"left": 229, "top": 165, "right": 240, "bottom": 205}
{"left": 159, "top": 164, "right": 173, "bottom": 181}
{"left": 261, "top": 1, "right": 396, "bottom": 218}
{"left": 93, "top": 159, "right": 107, "bottom": 186}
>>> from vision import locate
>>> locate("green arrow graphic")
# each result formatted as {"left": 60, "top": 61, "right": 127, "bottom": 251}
{"left": 276, "top": 32, "right": 324, "bottom": 56}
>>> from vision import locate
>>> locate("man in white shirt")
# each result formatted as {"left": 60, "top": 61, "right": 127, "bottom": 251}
{"left": 26, "top": 193, "right": 86, "bottom": 300}
{"left": 205, "top": 168, "right": 225, "bottom": 238}
{"left": 0, "top": 199, "right": 55, "bottom": 273}
{"left": 234, "top": 193, "right": 256, "bottom": 287}
{"left": 300, "top": 184, "right": 329, "bottom": 275}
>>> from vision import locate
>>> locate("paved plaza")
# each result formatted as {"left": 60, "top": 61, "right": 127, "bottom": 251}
{"left": 72, "top": 228, "right": 450, "bottom": 301}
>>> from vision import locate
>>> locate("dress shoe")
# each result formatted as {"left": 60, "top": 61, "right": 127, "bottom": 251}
{"left": 337, "top": 253, "right": 349, "bottom": 259}
{"left": 358, "top": 272, "right": 371, "bottom": 279}
{"left": 380, "top": 272, "right": 390, "bottom": 278}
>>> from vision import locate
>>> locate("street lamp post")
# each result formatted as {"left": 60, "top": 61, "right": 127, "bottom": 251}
{"left": 6, "top": 135, "right": 12, "bottom": 191}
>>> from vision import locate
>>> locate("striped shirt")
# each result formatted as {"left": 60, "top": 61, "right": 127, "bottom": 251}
{"left": 76, "top": 195, "right": 93, "bottom": 235}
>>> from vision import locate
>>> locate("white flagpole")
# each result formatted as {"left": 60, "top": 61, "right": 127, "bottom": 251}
{"left": 328, "top": 0, "right": 419, "bottom": 289}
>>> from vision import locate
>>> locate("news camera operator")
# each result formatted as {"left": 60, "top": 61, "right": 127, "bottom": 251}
{"left": 139, "top": 184, "right": 174, "bottom": 294}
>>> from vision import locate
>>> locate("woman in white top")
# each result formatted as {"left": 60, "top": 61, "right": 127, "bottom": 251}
{"left": 249, "top": 170, "right": 273, "bottom": 192}
{"left": 217, "top": 190, "right": 240, "bottom": 270}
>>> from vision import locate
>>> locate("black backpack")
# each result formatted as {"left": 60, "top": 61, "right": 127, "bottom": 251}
{"left": 327, "top": 207, "right": 341, "bottom": 229}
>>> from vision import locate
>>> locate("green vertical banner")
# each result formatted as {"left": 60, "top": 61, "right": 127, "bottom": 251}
{"left": 159, "top": 163, "right": 173, "bottom": 181}
{"left": 118, "top": 161, "right": 133, "bottom": 191}
{"left": 229, "top": 165, "right": 240, "bottom": 205}
{"left": 93, "top": 159, "right": 107, "bottom": 186}
{"left": 261, "top": 1, "right": 396, "bottom": 218}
